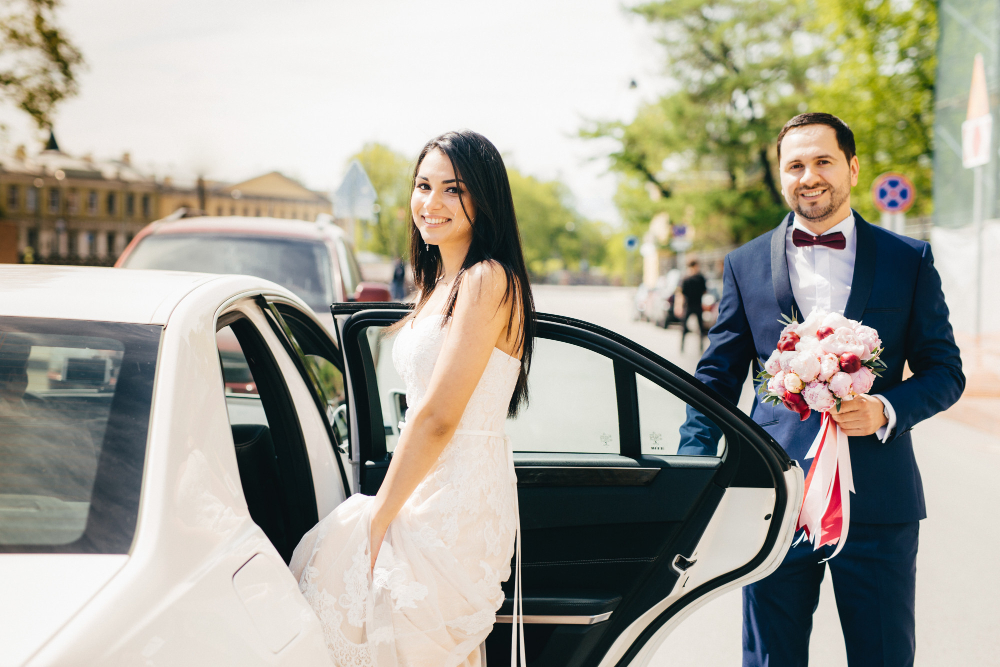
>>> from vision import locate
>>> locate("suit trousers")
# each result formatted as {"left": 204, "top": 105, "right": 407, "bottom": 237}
{"left": 742, "top": 521, "right": 919, "bottom": 667}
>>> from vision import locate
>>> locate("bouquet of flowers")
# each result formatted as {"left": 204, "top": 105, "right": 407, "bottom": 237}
{"left": 755, "top": 309, "right": 886, "bottom": 558}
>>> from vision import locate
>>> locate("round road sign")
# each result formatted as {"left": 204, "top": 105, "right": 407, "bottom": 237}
{"left": 625, "top": 235, "right": 639, "bottom": 251}
{"left": 871, "top": 172, "right": 915, "bottom": 214}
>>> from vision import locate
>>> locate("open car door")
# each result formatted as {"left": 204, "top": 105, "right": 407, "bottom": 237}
{"left": 332, "top": 304, "right": 803, "bottom": 667}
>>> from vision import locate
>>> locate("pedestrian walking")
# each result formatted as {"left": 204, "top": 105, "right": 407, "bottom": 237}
{"left": 678, "top": 113, "right": 964, "bottom": 667}
{"left": 679, "top": 258, "right": 707, "bottom": 353}
{"left": 391, "top": 256, "right": 406, "bottom": 300}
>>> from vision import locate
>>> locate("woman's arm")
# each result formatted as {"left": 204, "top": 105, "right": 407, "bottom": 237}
{"left": 369, "top": 261, "right": 517, "bottom": 569}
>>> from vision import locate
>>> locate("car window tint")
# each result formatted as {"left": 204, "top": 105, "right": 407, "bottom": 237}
{"left": 637, "top": 372, "right": 725, "bottom": 456}
{"left": 0, "top": 319, "right": 160, "bottom": 554}
{"left": 123, "top": 234, "right": 335, "bottom": 311}
{"left": 506, "top": 337, "right": 619, "bottom": 454}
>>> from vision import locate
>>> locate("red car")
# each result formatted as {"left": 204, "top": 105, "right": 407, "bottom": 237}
{"left": 117, "top": 213, "right": 390, "bottom": 394}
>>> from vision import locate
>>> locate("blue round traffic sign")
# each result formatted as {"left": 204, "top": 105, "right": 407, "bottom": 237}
{"left": 871, "top": 172, "right": 915, "bottom": 213}
{"left": 625, "top": 235, "right": 639, "bottom": 250}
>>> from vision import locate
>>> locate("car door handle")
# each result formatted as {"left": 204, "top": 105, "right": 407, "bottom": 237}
{"left": 672, "top": 553, "right": 697, "bottom": 574}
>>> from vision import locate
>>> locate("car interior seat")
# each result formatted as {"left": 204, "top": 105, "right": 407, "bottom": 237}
{"left": 231, "top": 423, "right": 294, "bottom": 562}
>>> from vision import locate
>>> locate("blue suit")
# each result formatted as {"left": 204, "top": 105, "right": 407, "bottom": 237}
{"left": 680, "top": 212, "right": 964, "bottom": 665}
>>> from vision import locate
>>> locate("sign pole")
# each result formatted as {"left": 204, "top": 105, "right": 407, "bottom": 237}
{"left": 974, "top": 164, "right": 984, "bottom": 341}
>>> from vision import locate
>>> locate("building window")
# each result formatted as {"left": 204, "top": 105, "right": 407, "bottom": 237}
{"left": 26, "top": 188, "right": 37, "bottom": 213}
{"left": 126, "top": 193, "right": 135, "bottom": 217}
{"left": 67, "top": 229, "right": 78, "bottom": 256}
{"left": 107, "top": 231, "right": 116, "bottom": 256}
{"left": 141, "top": 194, "right": 150, "bottom": 218}
{"left": 106, "top": 192, "right": 116, "bottom": 215}
{"left": 88, "top": 190, "right": 98, "bottom": 214}
{"left": 27, "top": 227, "right": 38, "bottom": 251}
{"left": 216, "top": 206, "right": 223, "bottom": 216}
{"left": 7, "top": 185, "right": 19, "bottom": 211}
{"left": 48, "top": 188, "right": 60, "bottom": 213}
{"left": 67, "top": 189, "right": 78, "bottom": 214}
{"left": 230, "top": 206, "right": 235, "bottom": 215}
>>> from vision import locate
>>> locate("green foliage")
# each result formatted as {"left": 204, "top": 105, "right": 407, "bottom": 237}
{"left": 807, "top": 0, "right": 937, "bottom": 220}
{"left": 350, "top": 143, "right": 413, "bottom": 258}
{"left": 506, "top": 166, "right": 608, "bottom": 276}
{"left": 587, "top": 0, "right": 938, "bottom": 246}
{"left": 0, "top": 0, "right": 84, "bottom": 129}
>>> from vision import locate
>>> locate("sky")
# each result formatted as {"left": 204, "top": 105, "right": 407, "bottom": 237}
{"left": 0, "top": 0, "right": 666, "bottom": 223}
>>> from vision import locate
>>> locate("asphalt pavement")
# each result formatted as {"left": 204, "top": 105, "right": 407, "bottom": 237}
{"left": 533, "top": 285, "right": 1000, "bottom": 667}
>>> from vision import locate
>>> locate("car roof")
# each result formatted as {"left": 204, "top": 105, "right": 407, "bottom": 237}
{"left": 0, "top": 265, "right": 231, "bottom": 325}
{"left": 142, "top": 216, "right": 345, "bottom": 241}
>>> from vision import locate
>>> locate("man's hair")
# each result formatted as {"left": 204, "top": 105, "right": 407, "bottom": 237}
{"left": 687, "top": 258, "right": 700, "bottom": 268}
{"left": 776, "top": 113, "right": 856, "bottom": 164}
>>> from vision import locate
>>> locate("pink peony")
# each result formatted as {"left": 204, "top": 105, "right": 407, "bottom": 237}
{"left": 818, "top": 354, "right": 841, "bottom": 382}
{"left": 780, "top": 321, "right": 799, "bottom": 337}
{"left": 779, "top": 350, "right": 797, "bottom": 373}
{"left": 849, "top": 366, "right": 875, "bottom": 395}
{"left": 821, "top": 312, "right": 852, "bottom": 331}
{"left": 854, "top": 325, "right": 881, "bottom": 361}
{"left": 782, "top": 391, "right": 812, "bottom": 421}
{"left": 764, "top": 350, "right": 782, "bottom": 376}
{"left": 797, "top": 309, "right": 826, "bottom": 339}
{"left": 789, "top": 350, "right": 821, "bottom": 382}
{"left": 777, "top": 331, "right": 800, "bottom": 352}
{"left": 816, "top": 326, "right": 835, "bottom": 340}
{"left": 820, "top": 326, "right": 866, "bottom": 358}
{"left": 767, "top": 371, "right": 787, "bottom": 397}
{"left": 783, "top": 372, "right": 804, "bottom": 394}
{"left": 802, "top": 381, "right": 837, "bottom": 412}
{"left": 828, "top": 372, "right": 854, "bottom": 399}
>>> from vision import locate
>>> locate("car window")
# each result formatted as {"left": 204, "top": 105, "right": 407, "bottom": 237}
{"left": 123, "top": 234, "right": 335, "bottom": 311}
{"left": 336, "top": 239, "right": 363, "bottom": 299}
{"left": 636, "top": 372, "right": 725, "bottom": 456}
{"left": 505, "top": 337, "right": 620, "bottom": 453}
{"left": 0, "top": 319, "right": 160, "bottom": 553}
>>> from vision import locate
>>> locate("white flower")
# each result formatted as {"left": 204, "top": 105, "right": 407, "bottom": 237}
{"left": 764, "top": 349, "right": 782, "bottom": 376}
{"left": 818, "top": 354, "right": 840, "bottom": 382}
{"left": 789, "top": 350, "right": 822, "bottom": 382}
{"left": 797, "top": 309, "right": 826, "bottom": 339}
{"left": 822, "top": 311, "right": 852, "bottom": 331}
{"left": 779, "top": 350, "right": 798, "bottom": 373}
{"left": 854, "top": 325, "right": 882, "bottom": 361}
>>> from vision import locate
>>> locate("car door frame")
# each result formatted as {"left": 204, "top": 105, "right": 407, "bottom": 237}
{"left": 331, "top": 303, "right": 801, "bottom": 666}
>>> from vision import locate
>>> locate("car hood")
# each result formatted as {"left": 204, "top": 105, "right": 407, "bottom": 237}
{"left": 0, "top": 554, "right": 127, "bottom": 667}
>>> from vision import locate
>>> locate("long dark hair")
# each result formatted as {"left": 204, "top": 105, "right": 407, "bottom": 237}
{"left": 402, "top": 130, "right": 534, "bottom": 417}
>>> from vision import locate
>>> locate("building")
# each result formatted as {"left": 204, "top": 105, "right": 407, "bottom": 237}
{"left": 0, "top": 134, "right": 334, "bottom": 265}
{"left": 0, "top": 133, "right": 157, "bottom": 264}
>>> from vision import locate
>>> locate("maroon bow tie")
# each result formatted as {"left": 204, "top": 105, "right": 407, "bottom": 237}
{"left": 792, "top": 228, "right": 846, "bottom": 250}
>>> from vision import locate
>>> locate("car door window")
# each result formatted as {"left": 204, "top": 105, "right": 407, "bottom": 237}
{"left": 637, "top": 372, "right": 725, "bottom": 456}
{"left": 505, "top": 337, "right": 619, "bottom": 453}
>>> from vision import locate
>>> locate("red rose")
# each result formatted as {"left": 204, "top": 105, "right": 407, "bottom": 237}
{"left": 839, "top": 352, "right": 861, "bottom": 374}
{"left": 816, "top": 326, "right": 835, "bottom": 340}
{"left": 777, "top": 332, "right": 800, "bottom": 352}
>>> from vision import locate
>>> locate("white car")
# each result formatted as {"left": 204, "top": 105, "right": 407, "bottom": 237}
{"left": 0, "top": 265, "right": 802, "bottom": 667}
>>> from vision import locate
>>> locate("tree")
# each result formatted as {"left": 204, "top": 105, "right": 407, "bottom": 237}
{"left": 807, "top": 0, "right": 937, "bottom": 220}
{"left": 350, "top": 143, "right": 413, "bottom": 258}
{"left": 507, "top": 166, "right": 607, "bottom": 276}
{"left": 0, "top": 0, "right": 84, "bottom": 130}
{"left": 587, "top": 0, "right": 938, "bottom": 246}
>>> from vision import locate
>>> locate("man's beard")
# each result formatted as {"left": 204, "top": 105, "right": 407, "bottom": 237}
{"left": 791, "top": 180, "right": 849, "bottom": 223}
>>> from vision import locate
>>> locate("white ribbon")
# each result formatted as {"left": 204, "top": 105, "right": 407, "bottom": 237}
{"left": 798, "top": 413, "right": 855, "bottom": 560}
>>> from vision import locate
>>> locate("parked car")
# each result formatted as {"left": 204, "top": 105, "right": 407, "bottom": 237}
{"left": 115, "top": 213, "right": 392, "bottom": 329}
{"left": 0, "top": 265, "right": 801, "bottom": 667}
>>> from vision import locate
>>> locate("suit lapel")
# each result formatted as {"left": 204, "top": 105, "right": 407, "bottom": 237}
{"left": 844, "top": 211, "right": 876, "bottom": 321}
{"left": 771, "top": 213, "right": 799, "bottom": 319}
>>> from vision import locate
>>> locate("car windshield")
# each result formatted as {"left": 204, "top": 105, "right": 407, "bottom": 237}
{"left": 123, "top": 234, "right": 336, "bottom": 311}
{"left": 0, "top": 318, "right": 160, "bottom": 554}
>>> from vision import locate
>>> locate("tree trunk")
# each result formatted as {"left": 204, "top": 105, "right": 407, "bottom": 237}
{"left": 759, "top": 147, "right": 782, "bottom": 206}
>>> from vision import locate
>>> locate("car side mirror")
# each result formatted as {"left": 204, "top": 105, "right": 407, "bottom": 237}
{"left": 353, "top": 282, "right": 392, "bottom": 302}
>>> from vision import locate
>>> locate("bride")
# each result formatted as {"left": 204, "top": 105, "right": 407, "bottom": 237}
{"left": 290, "top": 130, "right": 535, "bottom": 667}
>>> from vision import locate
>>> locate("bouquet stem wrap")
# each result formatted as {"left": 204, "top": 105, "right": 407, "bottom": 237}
{"left": 796, "top": 412, "right": 855, "bottom": 559}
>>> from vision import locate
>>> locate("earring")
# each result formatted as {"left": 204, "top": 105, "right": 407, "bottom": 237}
{"left": 425, "top": 243, "right": 429, "bottom": 252}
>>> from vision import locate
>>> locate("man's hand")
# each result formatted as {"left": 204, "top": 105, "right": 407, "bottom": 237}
{"left": 830, "top": 394, "right": 887, "bottom": 437}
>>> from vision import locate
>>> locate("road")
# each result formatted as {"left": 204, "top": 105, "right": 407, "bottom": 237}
{"left": 533, "top": 285, "right": 1000, "bottom": 667}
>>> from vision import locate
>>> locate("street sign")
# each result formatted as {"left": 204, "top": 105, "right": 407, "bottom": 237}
{"left": 624, "top": 235, "right": 639, "bottom": 251}
{"left": 670, "top": 224, "right": 693, "bottom": 252}
{"left": 963, "top": 53, "right": 992, "bottom": 169}
{"left": 871, "top": 172, "right": 915, "bottom": 214}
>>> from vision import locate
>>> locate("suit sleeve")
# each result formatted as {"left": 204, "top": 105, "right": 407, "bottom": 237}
{"left": 678, "top": 255, "right": 757, "bottom": 455}
{"left": 879, "top": 244, "right": 965, "bottom": 438}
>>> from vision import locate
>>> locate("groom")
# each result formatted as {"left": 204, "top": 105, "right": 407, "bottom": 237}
{"left": 678, "top": 113, "right": 964, "bottom": 666}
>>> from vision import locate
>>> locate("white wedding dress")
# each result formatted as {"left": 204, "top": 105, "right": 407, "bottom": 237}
{"left": 290, "top": 313, "right": 523, "bottom": 667}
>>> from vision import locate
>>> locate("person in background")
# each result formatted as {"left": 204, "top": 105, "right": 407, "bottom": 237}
{"left": 391, "top": 256, "right": 406, "bottom": 300}
{"left": 679, "top": 258, "right": 707, "bottom": 353}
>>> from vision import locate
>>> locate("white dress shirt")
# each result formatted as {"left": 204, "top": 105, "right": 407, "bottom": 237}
{"left": 786, "top": 213, "right": 896, "bottom": 441}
